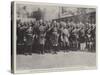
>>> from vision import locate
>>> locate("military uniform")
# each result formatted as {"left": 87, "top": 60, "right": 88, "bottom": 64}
{"left": 25, "top": 26, "right": 33, "bottom": 55}
{"left": 38, "top": 24, "right": 46, "bottom": 54}
{"left": 50, "top": 25, "right": 59, "bottom": 54}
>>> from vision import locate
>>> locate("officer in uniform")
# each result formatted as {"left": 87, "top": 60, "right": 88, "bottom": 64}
{"left": 25, "top": 23, "right": 33, "bottom": 55}
{"left": 50, "top": 21, "right": 59, "bottom": 54}
{"left": 38, "top": 19, "right": 46, "bottom": 54}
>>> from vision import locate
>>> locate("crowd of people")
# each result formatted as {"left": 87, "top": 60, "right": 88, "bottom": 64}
{"left": 17, "top": 19, "right": 96, "bottom": 55}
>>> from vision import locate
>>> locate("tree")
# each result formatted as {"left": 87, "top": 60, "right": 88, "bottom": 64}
{"left": 31, "top": 8, "right": 44, "bottom": 20}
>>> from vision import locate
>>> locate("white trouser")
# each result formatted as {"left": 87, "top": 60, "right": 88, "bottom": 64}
{"left": 80, "top": 43, "right": 86, "bottom": 51}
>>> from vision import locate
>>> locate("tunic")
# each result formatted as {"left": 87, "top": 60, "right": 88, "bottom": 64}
{"left": 38, "top": 25, "right": 46, "bottom": 45}
{"left": 50, "top": 27, "right": 59, "bottom": 46}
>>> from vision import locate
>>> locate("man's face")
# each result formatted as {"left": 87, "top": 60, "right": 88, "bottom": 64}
{"left": 39, "top": 19, "right": 43, "bottom": 24}
{"left": 18, "top": 24, "right": 21, "bottom": 28}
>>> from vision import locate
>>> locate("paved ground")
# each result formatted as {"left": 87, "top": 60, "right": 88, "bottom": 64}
{"left": 16, "top": 51, "right": 96, "bottom": 70}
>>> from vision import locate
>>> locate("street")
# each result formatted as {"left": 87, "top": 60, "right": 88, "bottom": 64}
{"left": 16, "top": 51, "right": 96, "bottom": 70}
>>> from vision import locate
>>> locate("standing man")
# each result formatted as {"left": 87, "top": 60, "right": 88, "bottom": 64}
{"left": 25, "top": 23, "right": 33, "bottom": 55}
{"left": 50, "top": 21, "right": 59, "bottom": 54}
{"left": 79, "top": 27, "right": 86, "bottom": 51}
{"left": 62, "top": 22, "right": 70, "bottom": 52}
{"left": 38, "top": 19, "right": 47, "bottom": 54}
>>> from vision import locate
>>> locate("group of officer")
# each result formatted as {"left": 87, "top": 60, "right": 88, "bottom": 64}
{"left": 17, "top": 19, "right": 96, "bottom": 55}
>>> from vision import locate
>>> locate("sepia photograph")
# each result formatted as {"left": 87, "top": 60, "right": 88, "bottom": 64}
{"left": 11, "top": 1, "right": 97, "bottom": 73}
